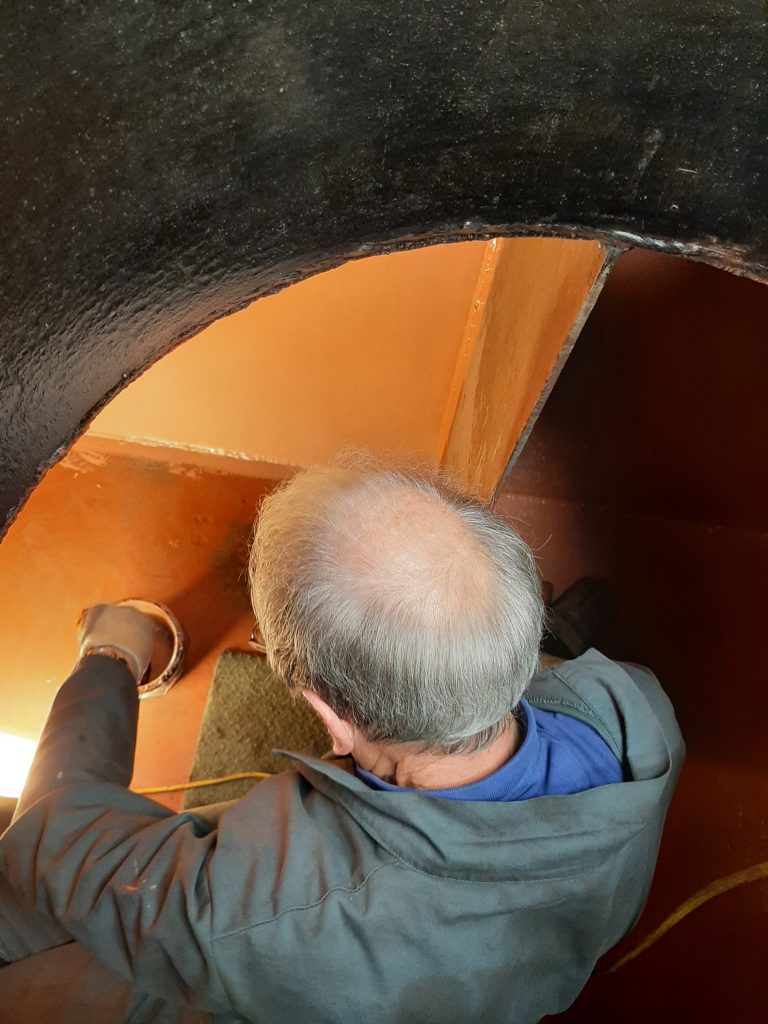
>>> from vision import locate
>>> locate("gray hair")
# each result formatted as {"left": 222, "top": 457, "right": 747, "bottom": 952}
{"left": 249, "top": 456, "right": 544, "bottom": 755}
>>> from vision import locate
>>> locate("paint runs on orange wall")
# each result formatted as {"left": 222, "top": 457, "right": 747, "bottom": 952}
{"left": 88, "top": 242, "right": 487, "bottom": 465}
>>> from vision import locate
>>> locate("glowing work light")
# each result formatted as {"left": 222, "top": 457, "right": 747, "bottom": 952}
{"left": 0, "top": 732, "right": 37, "bottom": 800}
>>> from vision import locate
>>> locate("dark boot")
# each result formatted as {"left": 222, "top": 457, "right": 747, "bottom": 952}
{"left": 541, "top": 578, "right": 618, "bottom": 658}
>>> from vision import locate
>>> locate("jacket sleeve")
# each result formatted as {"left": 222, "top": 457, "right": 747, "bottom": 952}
{"left": 13, "top": 654, "right": 140, "bottom": 818}
{"left": 0, "top": 656, "right": 234, "bottom": 1015}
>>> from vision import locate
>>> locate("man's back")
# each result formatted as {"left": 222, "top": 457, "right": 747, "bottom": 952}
{"left": 196, "top": 650, "right": 682, "bottom": 1023}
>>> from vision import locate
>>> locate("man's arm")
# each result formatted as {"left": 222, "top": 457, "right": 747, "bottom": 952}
{"left": 0, "top": 614, "right": 234, "bottom": 1015}
{"left": 13, "top": 601, "right": 156, "bottom": 819}
{"left": 13, "top": 654, "right": 139, "bottom": 819}
{"left": 0, "top": 653, "right": 143, "bottom": 963}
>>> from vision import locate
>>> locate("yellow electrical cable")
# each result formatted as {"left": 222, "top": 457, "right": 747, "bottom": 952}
{"left": 601, "top": 859, "right": 768, "bottom": 974}
{"left": 134, "top": 771, "right": 272, "bottom": 796}
{"left": 133, "top": 771, "right": 768, "bottom": 978}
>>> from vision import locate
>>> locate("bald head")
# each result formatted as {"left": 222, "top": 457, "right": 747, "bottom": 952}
{"left": 329, "top": 481, "right": 496, "bottom": 635}
{"left": 249, "top": 457, "right": 544, "bottom": 754}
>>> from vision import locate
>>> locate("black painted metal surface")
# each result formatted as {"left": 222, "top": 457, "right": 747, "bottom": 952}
{"left": 1, "top": 1, "right": 766, "bottom": 534}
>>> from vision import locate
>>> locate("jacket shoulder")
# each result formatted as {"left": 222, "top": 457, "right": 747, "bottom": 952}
{"left": 525, "top": 650, "right": 684, "bottom": 776}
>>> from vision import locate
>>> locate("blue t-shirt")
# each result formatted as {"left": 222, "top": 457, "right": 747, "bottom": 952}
{"left": 356, "top": 698, "right": 623, "bottom": 801}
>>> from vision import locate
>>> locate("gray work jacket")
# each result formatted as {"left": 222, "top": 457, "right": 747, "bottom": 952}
{"left": 0, "top": 649, "right": 684, "bottom": 1024}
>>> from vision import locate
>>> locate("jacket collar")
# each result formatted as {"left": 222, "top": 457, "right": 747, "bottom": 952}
{"left": 277, "top": 650, "right": 677, "bottom": 882}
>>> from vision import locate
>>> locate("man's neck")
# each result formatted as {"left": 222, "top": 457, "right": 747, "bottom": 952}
{"left": 354, "top": 716, "right": 520, "bottom": 790}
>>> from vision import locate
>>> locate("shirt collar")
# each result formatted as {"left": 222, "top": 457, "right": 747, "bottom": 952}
{"left": 354, "top": 699, "right": 540, "bottom": 801}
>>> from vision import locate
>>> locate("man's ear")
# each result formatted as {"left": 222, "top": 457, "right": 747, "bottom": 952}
{"left": 301, "top": 689, "right": 356, "bottom": 756}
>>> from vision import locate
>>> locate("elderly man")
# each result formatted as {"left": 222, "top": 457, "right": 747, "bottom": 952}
{"left": 0, "top": 460, "right": 684, "bottom": 1024}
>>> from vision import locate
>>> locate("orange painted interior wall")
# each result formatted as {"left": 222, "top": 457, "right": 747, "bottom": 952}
{"left": 88, "top": 242, "right": 487, "bottom": 465}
